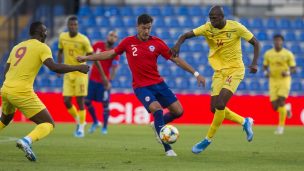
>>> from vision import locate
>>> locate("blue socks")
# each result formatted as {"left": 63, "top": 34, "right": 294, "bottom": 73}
{"left": 163, "top": 112, "right": 179, "bottom": 124}
{"left": 103, "top": 102, "right": 109, "bottom": 129}
{"left": 153, "top": 110, "right": 172, "bottom": 152}
{"left": 85, "top": 101, "right": 98, "bottom": 124}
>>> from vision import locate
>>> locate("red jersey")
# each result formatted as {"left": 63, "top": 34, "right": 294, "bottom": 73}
{"left": 114, "top": 35, "right": 172, "bottom": 88}
{"left": 90, "top": 41, "right": 119, "bottom": 83}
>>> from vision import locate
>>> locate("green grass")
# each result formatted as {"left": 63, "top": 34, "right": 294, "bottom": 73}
{"left": 0, "top": 123, "right": 304, "bottom": 171}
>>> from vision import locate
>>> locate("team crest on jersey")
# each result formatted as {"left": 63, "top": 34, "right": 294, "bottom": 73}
{"left": 145, "top": 96, "right": 151, "bottom": 102}
{"left": 226, "top": 32, "right": 232, "bottom": 39}
{"left": 149, "top": 45, "right": 155, "bottom": 52}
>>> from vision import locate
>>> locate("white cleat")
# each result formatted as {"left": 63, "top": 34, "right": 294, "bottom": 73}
{"left": 150, "top": 122, "right": 162, "bottom": 144}
{"left": 274, "top": 126, "right": 284, "bottom": 135}
{"left": 166, "top": 150, "right": 177, "bottom": 157}
{"left": 285, "top": 103, "right": 292, "bottom": 119}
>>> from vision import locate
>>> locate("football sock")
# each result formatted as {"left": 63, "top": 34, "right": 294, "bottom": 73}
{"left": 26, "top": 123, "right": 54, "bottom": 143}
{"left": 0, "top": 121, "right": 5, "bottom": 131}
{"left": 225, "top": 108, "right": 245, "bottom": 125}
{"left": 68, "top": 105, "right": 79, "bottom": 121}
{"left": 206, "top": 109, "right": 225, "bottom": 139}
{"left": 103, "top": 102, "right": 110, "bottom": 129}
{"left": 278, "top": 106, "right": 287, "bottom": 126}
{"left": 78, "top": 110, "right": 86, "bottom": 124}
{"left": 163, "top": 112, "right": 179, "bottom": 124}
{"left": 85, "top": 101, "right": 98, "bottom": 124}
{"left": 153, "top": 110, "right": 172, "bottom": 152}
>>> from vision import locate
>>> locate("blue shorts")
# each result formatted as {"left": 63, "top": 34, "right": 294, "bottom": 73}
{"left": 86, "top": 80, "right": 110, "bottom": 103}
{"left": 134, "top": 82, "right": 177, "bottom": 113}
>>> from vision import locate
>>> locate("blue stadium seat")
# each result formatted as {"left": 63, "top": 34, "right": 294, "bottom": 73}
{"left": 161, "top": 5, "right": 174, "bottom": 16}
{"left": 133, "top": 6, "right": 147, "bottom": 16}
{"left": 166, "top": 17, "right": 179, "bottom": 27}
{"left": 96, "top": 17, "right": 110, "bottom": 26}
{"left": 111, "top": 17, "right": 124, "bottom": 27}
{"left": 290, "top": 44, "right": 302, "bottom": 54}
{"left": 39, "top": 77, "right": 51, "bottom": 87}
{"left": 248, "top": 80, "right": 261, "bottom": 91}
{"left": 266, "top": 18, "right": 277, "bottom": 29}
{"left": 104, "top": 6, "right": 119, "bottom": 17}
{"left": 188, "top": 6, "right": 203, "bottom": 16}
{"left": 120, "top": 6, "right": 133, "bottom": 16}
{"left": 148, "top": 6, "right": 162, "bottom": 16}
{"left": 124, "top": 17, "right": 136, "bottom": 27}
{"left": 239, "top": 18, "right": 250, "bottom": 28}
{"left": 191, "top": 43, "right": 203, "bottom": 52}
{"left": 291, "top": 17, "right": 303, "bottom": 29}
{"left": 257, "top": 31, "right": 268, "bottom": 41}
{"left": 157, "top": 30, "right": 171, "bottom": 40}
{"left": 78, "top": 6, "right": 91, "bottom": 16}
{"left": 296, "top": 58, "right": 304, "bottom": 66}
{"left": 54, "top": 5, "right": 64, "bottom": 16}
{"left": 279, "top": 18, "right": 291, "bottom": 29}
{"left": 299, "top": 32, "right": 304, "bottom": 41}
{"left": 180, "top": 18, "right": 193, "bottom": 27}
{"left": 203, "top": 66, "right": 213, "bottom": 77}
{"left": 252, "top": 18, "right": 264, "bottom": 29}
{"left": 223, "top": 6, "right": 232, "bottom": 16}
{"left": 88, "top": 30, "right": 102, "bottom": 40}
{"left": 93, "top": 6, "right": 105, "bottom": 16}
{"left": 284, "top": 32, "right": 296, "bottom": 41}
{"left": 175, "top": 6, "right": 188, "bottom": 15}
{"left": 262, "top": 81, "right": 269, "bottom": 91}
{"left": 52, "top": 78, "right": 63, "bottom": 88}
{"left": 154, "top": 18, "right": 166, "bottom": 27}
{"left": 238, "top": 82, "right": 247, "bottom": 91}
{"left": 82, "top": 16, "right": 96, "bottom": 27}
{"left": 291, "top": 81, "right": 302, "bottom": 91}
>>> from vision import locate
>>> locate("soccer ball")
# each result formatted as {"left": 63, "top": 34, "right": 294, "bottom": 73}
{"left": 159, "top": 125, "right": 179, "bottom": 144}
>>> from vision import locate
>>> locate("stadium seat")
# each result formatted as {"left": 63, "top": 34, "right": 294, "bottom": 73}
{"left": 133, "top": 6, "right": 147, "bottom": 16}
{"left": 284, "top": 32, "right": 296, "bottom": 41}
{"left": 54, "top": 5, "right": 64, "bottom": 16}
{"left": 188, "top": 6, "right": 204, "bottom": 16}
{"left": 278, "top": 18, "right": 291, "bottom": 29}
{"left": 120, "top": 6, "right": 133, "bottom": 16}
{"left": 266, "top": 18, "right": 277, "bottom": 29}
{"left": 248, "top": 81, "right": 261, "bottom": 91}
{"left": 110, "top": 17, "right": 124, "bottom": 27}
{"left": 291, "top": 17, "right": 303, "bottom": 29}
{"left": 256, "top": 31, "right": 268, "bottom": 41}
{"left": 290, "top": 44, "right": 302, "bottom": 54}
{"left": 157, "top": 30, "right": 171, "bottom": 40}
{"left": 166, "top": 17, "right": 179, "bottom": 27}
{"left": 78, "top": 6, "right": 91, "bottom": 17}
{"left": 104, "top": 6, "right": 119, "bottom": 17}
{"left": 239, "top": 18, "right": 250, "bottom": 28}
{"left": 299, "top": 32, "right": 304, "bottom": 41}
{"left": 252, "top": 18, "right": 264, "bottom": 29}
{"left": 96, "top": 17, "right": 110, "bottom": 26}
{"left": 175, "top": 6, "right": 188, "bottom": 15}
{"left": 124, "top": 17, "right": 136, "bottom": 27}
{"left": 161, "top": 5, "right": 174, "bottom": 16}
{"left": 291, "top": 81, "right": 302, "bottom": 91}
{"left": 238, "top": 82, "right": 247, "bottom": 91}
{"left": 82, "top": 16, "right": 96, "bottom": 27}
{"left": 180, "top": 18, "right": 193, "bottom": 27}
{"left": 148, "top": 6, "right": 162, "bottom": 16}
{"left": 154, "top": 17, "right": 166, "bottom": 27}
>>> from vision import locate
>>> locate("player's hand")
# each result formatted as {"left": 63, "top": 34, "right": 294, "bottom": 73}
{"left": 103, "top": 80, "right": 112, "bottom": 90}
{"left": 77, "top": 56, "right": 87, "bottom": 63}
{"left": 249, "top": 64, "right": 258, "bottom": 73}
{"left": 282, "top": 71, "right": 290, "bottom": 77}
{"left": 264, "top": 71, "right": 269, "bottom": 78}
{"left": 170, "top": 45, "right": 180, "bottom": 57}
{"left": 78, "top": 64, "right": 90, "bottom": 74}
{"left": 197, "top": 75, "right": 206, "bottom": 87}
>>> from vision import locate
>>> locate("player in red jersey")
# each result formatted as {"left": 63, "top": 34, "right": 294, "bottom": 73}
{"left": 85, "top": 31, "right": 120, "bottom": 134}
{"left": 78, "top": 14, "right": 205, "bottom": 156}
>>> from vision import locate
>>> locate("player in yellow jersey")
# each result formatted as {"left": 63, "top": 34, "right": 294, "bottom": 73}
{"left": 57, "top": 16, "right": 93, "bottom": 138}
{"left": 0, "top": 21, "right": 89, "bottom": 161}
{"left": 263, "top": 34, "right": 296, "bottom": 135}
{"left": 172, "top": 6, "right": 260, "bottom": 154}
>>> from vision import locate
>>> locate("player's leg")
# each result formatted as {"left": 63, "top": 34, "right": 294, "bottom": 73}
{"left": 275, "top": 96, "right": 287, "bottom": 135}
{"left": 75, "top": 96, "right": 86, "bottom": 137}
{"left": 164, "top": 100, "right": 183, "bottom": 124}
{"left": 0, "top": 92, "right": 16, "bottom": 131}
{"left": 85, "top": 80, "right": 100, "bottom": 129}
{"left": 64, "top": 96, "right": 79, "bottom": 122}
{"left": 0, "top": 113, "right": 15, "bottom": 131}
{"left": 63, "top": 76, "right": 79, "bottom": 122}
{"left": 101, "top": 90, "right": 110, "bottom": 134}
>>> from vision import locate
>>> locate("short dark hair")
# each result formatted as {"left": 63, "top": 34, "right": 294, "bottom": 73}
{"left": 68, "top": 15, "right": 78, "bottom": 22}
{"left": 29, "top": 21, "right": 43, "bottom": 36}
{"left": 273, "top": 34, "right": 284, "bottom": 41}
{"left": 137, "top": 14, "right": 153, "bottom": 25}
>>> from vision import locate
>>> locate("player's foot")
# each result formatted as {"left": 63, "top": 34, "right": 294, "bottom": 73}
{"left": 165, "top": 149, "right": 177, "bottom": 157}
{"left": 74, "top": 123, "right": 86, "bottom": 138}
{"left": 243, "top": 117, "right": 254, "bottom": 142}
{"left": 192, "top": 138, "right": 211, "bottom": 154}
{"left": 16, "top": 138, "right": 37, "bottom": 162}
{"left": 274, "top": 126, "right": 284, "bottom": 135}
{"left": 101, "top": 127, "right": 108, "bottom": 135}
{"left": 150, "top": 122, "right": 162, "bottom": 144}
{"left": 286, "top": 103, "right": 292, "bottom": 119}
{"left": 89, "top": 122, "right": 102, "bottom": 133}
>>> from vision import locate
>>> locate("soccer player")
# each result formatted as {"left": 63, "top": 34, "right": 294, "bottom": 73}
{"left": 85, "top": 30, "right": 120, "bottom": 134}
{"left": 57, "top": 16, "right": 93, "bottom": 138}
{"left": 0, "top": 21, "right": 89, "bottom": 161}
{"left": 171, "top": 6, "right": 260, "bottom": 154}
{"left": 263, "top": 34, "right": 296, "bottom": 135}
{"left": 77, "top": 14, "right": 206, "bottom": 156}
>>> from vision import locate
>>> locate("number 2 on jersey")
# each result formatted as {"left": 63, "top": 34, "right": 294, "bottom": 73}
{"left": 132, "top": 46, "right": 138, "bottom": 56}
{"left": 14, "top": 47, "right": 27, "bottom": 66}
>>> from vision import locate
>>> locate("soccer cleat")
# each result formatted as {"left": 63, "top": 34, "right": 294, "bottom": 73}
{"left": 274, "top": 126, "right": 284, "bottom": 135}
{"left": 150, "top": 122, "right": 162, "bottom": 144}
{"left": 243, "top": 117, "right": 254, "bottom": 142}
{"left": 16, "top": 138, "right": 37, "bottom": 162}
{"left": 74, "top": 123, "right": 86, "bottom": 138}
{"left": 286, "top": 103, "right": 292, "bottom": 119}
{"left": 165, "top": 149, "right": 177, "bottom": 157}
{"left": 89, "top": 122, "right": 102, "bottom": 133}
{"left": 192, "top": 138, "right": 211, "bottom": 154}
{"left": 74, "top": 124, "right": 79, "bottom": 136}
{"left": 101, "top": 127, "right": 108, "bottom": 135}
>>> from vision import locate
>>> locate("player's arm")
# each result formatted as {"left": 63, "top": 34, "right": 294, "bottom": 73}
{"left": 2, "top": 63, "right": 10, "bottom": 84}
{"left": 94, "top": 61, "right": 111, "bottom": 89}
{"left": 263, "top": 65, "right": 269, "bottom": 78}
{"left": 110, "top": 65, "right": 119, "bottom": 81}
{"left": 170, "top": 56, "right": 205, "bottom": 87}
{"left": 171, "top": 31, "right": 196, "bottom": 57}
{"left": 57, "top": 49, "right": 63, "bottom": 64}
{"left": 248, "top": 37, "right": 260, "bottom": 73}
{"left": 44, "top": 58, "right": 89, "bottom": 74}
{"left": 77, "top": 49, "right": 117, "bottom": 62}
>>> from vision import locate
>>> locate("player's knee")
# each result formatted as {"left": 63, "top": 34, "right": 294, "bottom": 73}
{"left": 85, "top": 100, "right": 92, "bottom": 108}
{"left": 215, "top": 102, "right": 226, "bottom": 110}
{"left": 172, "top": 107, "right": 184, "bottom": 118}
{"left": 63, "top": 99, "right": 72, "bottom": 107}
{"left": 210, "top": 107, "right": 216, "bottom": 114}
{"left": 149, "top": 103, "right": 162, "bottom": 113}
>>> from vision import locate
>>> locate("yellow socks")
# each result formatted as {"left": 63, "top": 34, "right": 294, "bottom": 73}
{"left": 78, "top": 110, "right": 86, "bottom": 124}
{"left": 26, "top": 123, "right": 54, "bottom": 143}
{"left": 225, "top": 108, "right": 245, "bottom": 125}
{"left": 206, "top": 109, "right": 225, "bottom": 139}
{"left": 278, "top": 106, "right": 287, "bottom": 126}
{"left": 68, "top": 105, "right": 79, "bottom": 120}
{"left": 0, "top": 121, "right": 5, "bottom": 131}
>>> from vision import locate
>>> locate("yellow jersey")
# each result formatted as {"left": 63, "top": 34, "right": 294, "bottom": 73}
{"left": 263, "top": 48, "right": 296, "bottom": 79}
{"left": 1, "top": 39, "right": 52, "bottom": 94}
{"left": 58, "top": 32, "right": 93, "bottom": 78}
{"left": 193, "top": 20, "right": 254, "bottom": 71}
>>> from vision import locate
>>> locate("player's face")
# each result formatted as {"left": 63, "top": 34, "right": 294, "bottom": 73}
{"left": 137, "top": 23, "right": 152, "bottom": 41}
{"left": 274, "top": 37, "right": 283, "bottom": 49}
{"left": 209, "top": 14, "right": 224, "bottom": 28}
{"left": 107, "top": 32, "right": 118, "bottom": 44}
{"left": 40, "top": 25, "right": 47, "bottom": 43}
{"left": 68, "top": 20, "right": 78, "bottom": 35}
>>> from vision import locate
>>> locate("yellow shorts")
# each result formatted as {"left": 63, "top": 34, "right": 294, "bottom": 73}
{"left": 269, "top": 78, "right": 291, "bottom": 101}
{"left": 63, "top": 74, "right": 88, "bottom": 97}
{"left": 1, "top": 91, "right": 46, "bottom": 118}
{"left": 211, "top": 68, "right": 245, "bottom": 96}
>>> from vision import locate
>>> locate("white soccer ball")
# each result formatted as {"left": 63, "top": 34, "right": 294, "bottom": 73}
{"left": 159, "top": 125, "right": 179, "bottom": 144}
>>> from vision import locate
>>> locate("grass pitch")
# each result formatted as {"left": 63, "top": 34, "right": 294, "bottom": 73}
{"left": 0, "top": 123, "right": 303, "bottom": 171}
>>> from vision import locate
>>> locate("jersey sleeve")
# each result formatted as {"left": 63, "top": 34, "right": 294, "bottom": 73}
{"left": 193, "top": 23, "right": 208, "bottom": 37}
{"left": 6, "top": 48, "right": 15, "bottom": 64}
{"left": 158, "top": 39, "right": 172, "bottom": 60}
{"left": 58, "top": 33, "right": 63, "bottom": 50}
{"left": 237, "top": 22, "right": 254, "bottom": 41}
{"left": 40, "top": 44, "right": 53, "bottom": 62}
{"left": 263, "top": 51, "right": 269, "bottom": 66}
{"left": 288, "top": 51, "right": 296, "bottom": 67}
{"left": 114, "top": 38, "right": 127, "bottom": 55}
{"left": 83, "top": 36, "right": 93, "bottom": 54}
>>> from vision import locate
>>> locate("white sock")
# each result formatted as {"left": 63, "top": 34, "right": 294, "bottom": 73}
{"left": 24, "top": 136, "right": 32, "bottom": 144}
